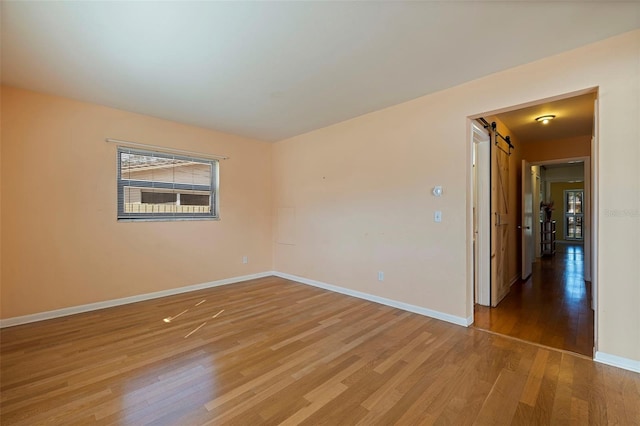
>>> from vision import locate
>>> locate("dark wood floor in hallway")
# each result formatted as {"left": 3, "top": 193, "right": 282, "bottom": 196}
{"left": 474, "top": 243, "right": 594, "bottom": 356}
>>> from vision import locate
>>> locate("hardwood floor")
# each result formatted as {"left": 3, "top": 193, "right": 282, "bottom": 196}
{"left": 474, "top": 243, "right": 594, "bottom": 357}
{"left": 2, "top": 276, "right": 638, "bottom": 425}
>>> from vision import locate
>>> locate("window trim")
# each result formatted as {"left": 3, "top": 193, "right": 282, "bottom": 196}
{"left": 117, "top": 147, "right": 219, "bottom": 221}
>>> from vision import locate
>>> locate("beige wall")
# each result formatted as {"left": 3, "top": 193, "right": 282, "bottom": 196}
{"left": 273, "top": 30, "right": 640, "bottom": 362}
{"left": 1, "top": 86, "right": 273, "bottom": 318}
{"left": 550, "top": 182, "right": 585, "bottom": 241}
{"left": 520, "top": 135, "right": 591, "bottom": 163}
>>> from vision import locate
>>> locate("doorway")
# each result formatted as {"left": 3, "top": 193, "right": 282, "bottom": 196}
{"left": 469, "top": 89, "right": 598, "bottom": 357}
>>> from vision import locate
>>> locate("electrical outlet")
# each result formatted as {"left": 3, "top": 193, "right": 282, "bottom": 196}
{"left": 378, "top": 271, "right": 384, "bottom": 281}
{"left": 242, "top": 256, "right": 248, "bottom": 264}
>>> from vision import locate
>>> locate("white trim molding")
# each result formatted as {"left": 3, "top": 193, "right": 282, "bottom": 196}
{"left": 595, "top": 351, "right": 640, "bottom": 373}
{"left": 1, "top": 271, "right": 473, "bottom": 329}
{"left": 0, "top": 272, "right": 273, "bottom": 328}
{"left": 274, "top": 271, "right": 472, "bottom": 327}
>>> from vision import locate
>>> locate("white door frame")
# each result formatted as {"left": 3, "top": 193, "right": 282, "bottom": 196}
{"left": 470, "top": 121, "right": 491, "bottom": 308}
{"left": 532, "top": 166, "right": 542, "bottom": 258}
{"left": 591, "top": 96, "right": 599, "bottom": 353}
{"left": 466, "top": 88, "right": 598, "bottom": 358}
{"left": 521, "top": 160, "right": 534, "bottom": 280}
{"left": 530, "top": 156, "right": 591, "bottom": 283}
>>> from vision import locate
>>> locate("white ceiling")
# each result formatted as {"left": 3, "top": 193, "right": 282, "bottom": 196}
{"left": 2, "top": 2, "right": 638, "bottom": 142}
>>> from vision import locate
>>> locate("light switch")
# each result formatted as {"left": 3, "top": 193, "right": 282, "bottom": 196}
{"left": 434, "top": 211, "right": 442, "bottom": 222}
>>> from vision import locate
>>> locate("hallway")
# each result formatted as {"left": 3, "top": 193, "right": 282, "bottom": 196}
{"left": 474, "top": 244, "right": 594, "bottom": 357}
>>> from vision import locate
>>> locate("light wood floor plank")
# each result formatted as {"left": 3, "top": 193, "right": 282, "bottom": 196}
{"left": 1, "top": 276, "right": 639, "bottom": 425}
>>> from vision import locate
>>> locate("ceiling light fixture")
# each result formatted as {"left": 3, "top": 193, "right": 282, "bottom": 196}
{"left": 535, "top": 115, "right": 556, "bottom": 124}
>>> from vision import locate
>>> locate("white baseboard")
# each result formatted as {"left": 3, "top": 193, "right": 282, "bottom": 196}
{"left": 11, "top": 271, "right": 638, "bottom": 373}
{"left": 595, "top": 351, "right": 640, "bottom": 373}
{"left": 0, "top": 271, "right": 274, "bottom": 328}
{"left": 274, "top": 271, "right": 472, "bottom": 327}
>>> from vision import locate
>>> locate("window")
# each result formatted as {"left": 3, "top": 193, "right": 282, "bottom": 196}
{"left": 564, "top": 189, "right": 583, "bottom": 240}
{"left": 117, "top": 147, "right": 218, "bottom": 220}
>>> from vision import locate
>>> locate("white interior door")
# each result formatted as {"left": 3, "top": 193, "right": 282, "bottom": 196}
{"left": 473, "top": 122, "right": 491, "bottom": 306}
{"left": 521, "top": 160, "right": 533, "bottom": 279}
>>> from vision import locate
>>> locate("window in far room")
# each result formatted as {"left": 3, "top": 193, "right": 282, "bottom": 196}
{"left": 564, "top": 189, "right": 583, "bottom": 240}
